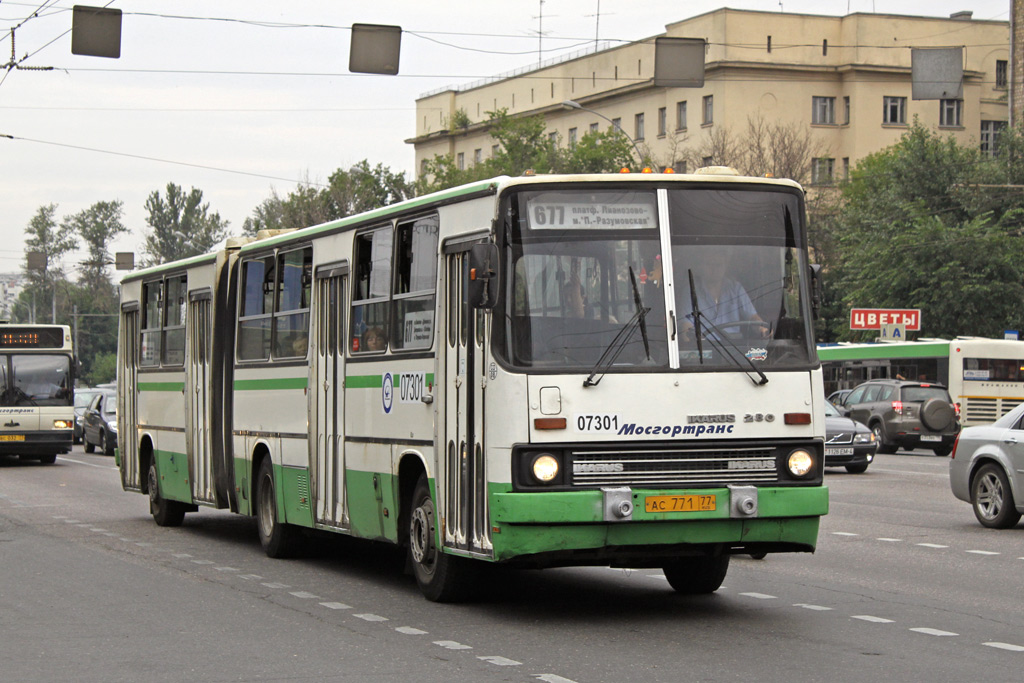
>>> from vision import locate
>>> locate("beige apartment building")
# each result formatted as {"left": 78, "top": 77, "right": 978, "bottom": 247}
{"left": 407, "top": 8, "right": 1009, "bottom": 185}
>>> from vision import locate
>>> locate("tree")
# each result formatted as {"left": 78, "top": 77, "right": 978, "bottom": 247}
{"left": 142, "top": 183, "right": 229, "bottom": 264}
{"left": 63, "top": 200, "right": 126, "bottom": 294}
{"left": 18, "top": 204, "right": 78, "bottom": 323}
{"left": 828, "top": 122, "right": 1024, "bottom": 340}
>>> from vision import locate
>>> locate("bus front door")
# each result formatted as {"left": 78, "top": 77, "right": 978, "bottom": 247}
{"left": 311, "top": 272, "right": 347, "bottom": 528}
{"left": 442, "top": 251, "right": 491, "bottom": 556}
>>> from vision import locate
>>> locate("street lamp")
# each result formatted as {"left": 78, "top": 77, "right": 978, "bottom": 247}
{"left": 561, "top": 99, "right": 646, "bottom": 166}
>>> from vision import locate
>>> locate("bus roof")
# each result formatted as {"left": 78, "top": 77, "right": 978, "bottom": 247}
{"left": 817, "top": 340, "right": 952, "bottom": 361}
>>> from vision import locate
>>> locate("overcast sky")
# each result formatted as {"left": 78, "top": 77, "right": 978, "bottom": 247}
{"left": 0, "top": 1, "right": 1011, "bottom": 277}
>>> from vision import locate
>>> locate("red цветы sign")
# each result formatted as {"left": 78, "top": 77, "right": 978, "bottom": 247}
{"left": 849, "top": 308, "right": 921, "bottom": 330}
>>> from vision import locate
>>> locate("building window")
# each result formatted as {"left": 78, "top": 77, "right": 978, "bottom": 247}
{"left": 473, "top": 148, "right": 482, "bottom": 165}
{"left": 843, "top": 96, "right": 850, "bottom": 125}
{"left": 456, "top": 152, "right": 465, "bottom": 170}
{"left": 548, "top": 131, "right": 559, "bottom": 143}
{"left": 673, "top": 160, "right": 687, "bottom": 173}
{"left": 812, "top": 96, "right": 835, "bottom": 125}
{"left": 939, "top": 99, "right": 962, "bottom": 127}
{"left": 996, "top": 60, "right": 1008, "bottom": 88}
{"left": 842, "top": 157, "right": 850, "bottom": 180}
{"left": 702, "top": 96, "right": 713, "bottom": 125}
{"left": 657, "top": 107, "right": 667, "bottom": 137}
{"left": 883, "top": 96, "right": 906, "bottom": 125}
{"left": 568, "top": 127, "right": 577, "bottom": 146}
{"left": 492, "top": 144, "right": 500, "bottom": 157}
{"left": 419, "top": 158, "right": 428, "bottom": 176}
{"left": 635, "top": 112, "right": 645, "bottom": 140}
{"left": 701, "top": 155, "right": 714, "bottom": 167}
{"left": 676, "top": 101, "right": 687, "bottom": 130}
{"left": 981, "top": 120, "right": 1008, "bottom": 156}
{"left": 811, "top": 158, "right": 835, "bottom": 185}
{"left": 589, "top": 122, "right": 599, "bottom": 134}
{"left": 611, "top": 117, "right": 621, "bottom": 131}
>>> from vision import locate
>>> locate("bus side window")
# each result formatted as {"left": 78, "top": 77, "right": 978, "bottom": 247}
{"left": 273, "top": 247, "right": 312, "bottom": 358}
{"left": 391, "top": 216, "right": 438, "bottom": 351}
{"left": 141, "top": 281, "right": 162, "bottom": 366}
{"left": 238, "top": 256, "right": 275, "bottom": 361}
{"left": 162, "top": 275, "right": 186, "bottom": 365}
{"left": 351, "top": 227, "right": 393, "bottom": 353}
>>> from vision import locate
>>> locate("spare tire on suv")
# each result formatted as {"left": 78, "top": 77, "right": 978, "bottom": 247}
{"left": 920, "top": 397, "right": 955, "bottom": 431}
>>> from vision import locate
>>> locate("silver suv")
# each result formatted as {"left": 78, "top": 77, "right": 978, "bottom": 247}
{"left": 843, "top": 380, "right": 960, "bottom": 456}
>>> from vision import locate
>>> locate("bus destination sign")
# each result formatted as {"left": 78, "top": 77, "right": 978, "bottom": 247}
{"left": 0, "top": 326, "right": 66, "bottom": 348}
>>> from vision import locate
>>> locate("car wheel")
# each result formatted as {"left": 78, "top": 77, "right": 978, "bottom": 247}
{"left": 971, "top": 463, "right": 1022, "bottom": 529}
{"left": 84, "top": 438, "right": 95, "bottom": 454}
{"left": 932, "top": 445, "right": 952, "bottom": 457}
{"left": 871, "top": 424, "right": 896, "bottom": 454}
{"left": 102, "top": 431, "right": 115, "bottom": 456}
{"left": 845, "top": 462, "right": 869, "bottom": 474}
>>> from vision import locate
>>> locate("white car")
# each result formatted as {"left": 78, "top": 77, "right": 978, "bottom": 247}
{"left": 949, "top": 403, "right": 1024, "bottom": 528}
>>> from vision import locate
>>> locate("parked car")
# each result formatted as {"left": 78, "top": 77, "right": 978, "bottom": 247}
{"left": 827, "top": 389, "right": 853, "bottom": 407}
{"left": 83, "top": 389, "right": 117, "bottom": 455}
{"left": 73, "top": 388, "right": 103, "bottom": 445}
{"left": 949, "top": 402, "right": 1024, "bottom": 528}
{"left": 843, "top": 379, "right": 960, "bottom": 456}
{"left": 824, "top": 400, "right": 877, "bottom": 473}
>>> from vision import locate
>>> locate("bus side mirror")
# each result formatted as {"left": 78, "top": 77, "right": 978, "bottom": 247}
{"left": 809, "top": 264, "right": 822, "bottom": 319}
{"left": 468, "top": 243, "right": 499, "bottom": 309}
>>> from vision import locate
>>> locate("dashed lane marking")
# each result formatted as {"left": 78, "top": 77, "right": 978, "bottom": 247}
{"left": 191, "top": 559, "right": 214, "bottom": 565}
{"left": 911, "top": 627, "right": 958, "bottom": 637}
{"left": 261, "top": 582, "right": 290, "bottom": 589}
{"left": 831, "top": 532, "right": 859, "bottom": 536}
{"left": 289, "top": 591, "right": 320, "bottom": 599}
{"left": 852, "top": 615, "right": 894, "bottom": 624}
{"left": 353, "top": 613, "right": 388, "bottom": 622}
{"left": 740, "top": 592, "right": 776, "bottom": 600}
{"left": 917, "top": 543, "right": 948, "bottom": 549}
{"left": 535, "top": 676, "right": 579, "bottom": 683}
{"left": 478, "top": 656, "right": 521, "bottom": 666}
{"left": 319, "top": 602, "right": 351, "bottom": 610}
{"left": 794, "top": 603, "right": 833, "bottom": 611}
{"left": 396, "top": 626, "right": 428, "bottom": 635}
{"left": 435, "top": 641, "right": 472, "bottom": 650}
{"left": 984, "top": 642, "right": 1024, "bottom": 652}
{"left": 876, "top": 538, "right": 902, "bottom": 542}
{"left": 965, "top": 550, "right": 999, "bottom": 556}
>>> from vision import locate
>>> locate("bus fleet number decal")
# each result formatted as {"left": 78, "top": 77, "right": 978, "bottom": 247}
{"left": 575, "top": 414, "right": 621, "bottom": 432}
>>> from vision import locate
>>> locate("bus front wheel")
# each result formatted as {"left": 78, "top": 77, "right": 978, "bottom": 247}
{"left": 256, "top": 457, "right": 298, "bottom": 558}
{"left": 148, "top": 461, "right": 186, "bottom": 527}
{"left": 408, "top": 474, "right": 481, "bottom": 602}
{"left": 662, "top": 554, "right": 730, "bottom": 594}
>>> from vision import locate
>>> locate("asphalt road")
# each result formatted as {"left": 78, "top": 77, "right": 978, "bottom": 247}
{"left": 2, "top": 446, "right": 1022, "bottom": 683}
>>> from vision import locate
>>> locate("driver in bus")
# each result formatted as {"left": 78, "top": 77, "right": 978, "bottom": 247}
{"left": 679, "top": 247, "right": 767, "bottom": 341}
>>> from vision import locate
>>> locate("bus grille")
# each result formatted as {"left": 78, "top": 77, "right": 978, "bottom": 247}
{"left": 570, "top": 446, "right": 779, "bottom": 487}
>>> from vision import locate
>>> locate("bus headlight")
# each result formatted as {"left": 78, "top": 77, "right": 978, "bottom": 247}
{"left": 53, "top": 419, "right": 73, "bottom": 430}
{"left": 786, "top": 450, "right": 814, "bottom": 477}
{"left": 531, "top": 454, "right": 560, "bottom": 483}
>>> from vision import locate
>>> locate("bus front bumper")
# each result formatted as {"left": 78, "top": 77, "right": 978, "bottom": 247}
{"left": 487, "top": 485, "right": 828, "bottom": 566}
{"left": 0, "top": 431, "right": 73, "bottom": 456}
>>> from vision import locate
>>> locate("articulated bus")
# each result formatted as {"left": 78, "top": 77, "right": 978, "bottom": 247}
{"left": 819, "top": 337, "right": 1024, "bottom": 426}
{"left": 117, "top": 172, "right": 829, "bottom": 601}
{"left": 0, "top": 323, "right": 74, "bottom": 464}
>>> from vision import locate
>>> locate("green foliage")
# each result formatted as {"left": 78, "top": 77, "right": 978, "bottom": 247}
{"left": 63, "top": 200, "right": 127, "bottom": 294}
{"left": 417, "top": 109, "right": 637, "bottom": 194}
{"left": 827, "top": 122, "right": 1024, "bottom": 340}
{"left": 449, "top": 108, "right": 471, "bottom": 130}
{"left": 242, "top": 161, "right": 414, "bottom": 235}
{"left": 142, "top": 183, "right": 229, "bottom": 265}
{"left": 85, "top": 351, "right": 117, "bottom": 386}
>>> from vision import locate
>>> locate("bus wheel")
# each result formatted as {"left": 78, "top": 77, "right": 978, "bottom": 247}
{"left": 662, "top": 554, "right": 730, "bottom": 594}
{"left": 256, "top": 457, "right": 298, "bottom": 558}
{"left": 148, "top": 461, "right": 186, "bottom": 527}
{"left": 408, "top": 474, "right": 480, "bottom": 602}
{"left": 35, "top": 453, "right": 57, "bottom": 465}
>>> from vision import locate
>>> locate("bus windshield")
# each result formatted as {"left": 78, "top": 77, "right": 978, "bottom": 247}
{"left": 497, "top": 186, "right": 814, "bottom": 372}
{"left": 0, "top": 354, "right": 73, "bottom": 406}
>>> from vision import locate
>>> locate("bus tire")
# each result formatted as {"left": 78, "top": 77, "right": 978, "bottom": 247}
{"left": 38, "top": 453, "right": 57, "bottom": 465}
{"left": 662, "top": 554, "right": 730, "bottom": 594}
{"left": 148, "top": 460, "right": 186, "bottom": 527}
{"left": 256, "top": 457, "right": 298, "bottom": 558}
{"left": 408, "top": 474, "right": 481, "bottom": 602}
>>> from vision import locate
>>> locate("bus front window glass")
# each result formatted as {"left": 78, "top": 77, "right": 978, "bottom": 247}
{"left": 392, "top": 216, "right": 438, "bottom": 351}
{"left": 10, "top": 355, "right": 71, "bottom": 405}
{"left": 669, "top": 188, "right": 813, "bottom": 369}
{"left": 352, "top": 228, "right": 393, "bottom": 353}
{"left": 500, "top": 189, "right": 668, "bottom": 370}
{"left": 141, "top": 281, "right": 162, "bottom": 366}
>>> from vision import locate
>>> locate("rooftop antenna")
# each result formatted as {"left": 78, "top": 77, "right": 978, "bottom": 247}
{"left": 585, "top": 0, "right": 613, "bottom": 52}
{"left": 530, "top": 0, "right": 556, "bottom": 65}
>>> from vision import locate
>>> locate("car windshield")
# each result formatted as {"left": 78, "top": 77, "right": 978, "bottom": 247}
{"left": 824, "top": 401, "right": 840, "bottom": 417}
{"left": 75, "top": 391, "right": 98, "bottom": 408}
{"left": 495, "top": 185, "right": 814, "bottom": 373}
{"left": 103, "top": 397, "right": 117, "bottom": 416}
{"left": 902, "top": 386, "right": 951, "bottom": 402}
{"left": 0, "top": 354, "right": 73, "bottom": 406}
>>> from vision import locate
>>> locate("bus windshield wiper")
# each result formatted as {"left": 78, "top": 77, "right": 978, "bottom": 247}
{"left": 583, "top": 267, "right": 651, "bottom": 388}
{"left": 686, "top": 269, "right": 768, "bottom": 386}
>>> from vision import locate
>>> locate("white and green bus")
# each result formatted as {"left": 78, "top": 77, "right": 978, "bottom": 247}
{"left": 0, "top": 323, "right": 75, "bottom": 464}
{"left": 117, "top": 172, "right": 829, "bottom": 601}
{"left": 819, "top": 337, "right": 1024, "bottom": 426}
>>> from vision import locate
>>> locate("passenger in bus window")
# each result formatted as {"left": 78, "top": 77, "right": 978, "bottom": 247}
{"left": 364, "top": 327, "right": 387, "bottom": 351}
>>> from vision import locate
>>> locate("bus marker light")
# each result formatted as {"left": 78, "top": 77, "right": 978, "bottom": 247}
{"left": 534, "top": 417, "right": 566, "bottom": 430}
{"left": 784, "top": 413, "right": 811, "bottom": 425}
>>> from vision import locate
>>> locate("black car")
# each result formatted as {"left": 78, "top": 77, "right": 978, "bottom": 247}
{"left": 73, "top": 388, "right": 103, "bottom": 445}
{"left": 83, "top": 389, "right": 117, "bottom": 455}
{"left": 824, "top": 400, "right": 877, "bottom": 473}
{"left": 842, "top": 379, "right": 960, "bottom": 456}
